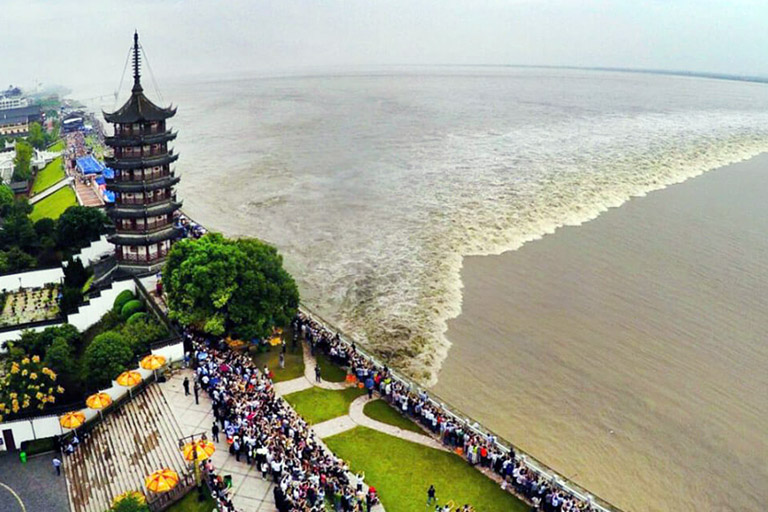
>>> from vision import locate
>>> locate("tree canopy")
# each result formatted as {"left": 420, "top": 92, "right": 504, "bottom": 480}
{"left": 83, "top": 331, "right": 133, "bottom": 388}
{"left": 12, "top": 139, "right": 33, "bottom": 181}
{"left": 164, "top": 233, "right": 299, "bottom": 341}
{"left": 56, "top": 206, "right": 107, "bottom": 248}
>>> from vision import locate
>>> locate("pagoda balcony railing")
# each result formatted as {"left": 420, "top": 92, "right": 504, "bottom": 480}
{"left": 118, "top": 219, "right": 174, "bottom": 233}
{"left": 116, "top": 194, "right": 173, "bottom": 206}
{"left": 115, "top": 124, "right": 164, "bottom": 137}
{"left": 115, "top": 147, "right": 169, "bottom": 159}
{"left": 118, "top": 248, "right": 169, "bottom": 264}
{"left": 109, "top": 169, "right": 172, "bottom": 183}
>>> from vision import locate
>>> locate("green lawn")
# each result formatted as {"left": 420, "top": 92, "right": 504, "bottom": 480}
{"left": 48, "top": 139, "right": 65, "bottom": 152}
{"left": 363, "top": 399, "right": 425, "bottom": 434}
{"left": 283, "top": 386, "right": 366, "bottom": 424}
{"left": 32, "top": 156, "right": 65, "bottom": 194}
{"left": 250, "top": 342, "right": 305, "bottom": 382}
{"left": 166, "top": 487, "right": 217, "bottom": 512}
{"left": 30, "top": 186, "right": 77, "bottom": 222}
{"left": 315, "top": 352, "right": 348, "bottom": 382}
{"left": 325, "top": 427, "right": 528, "bottom": 512}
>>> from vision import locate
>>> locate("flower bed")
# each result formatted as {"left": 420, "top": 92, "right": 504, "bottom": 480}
{"left": 0, "top": 285, "right": 61, "bottom": 327}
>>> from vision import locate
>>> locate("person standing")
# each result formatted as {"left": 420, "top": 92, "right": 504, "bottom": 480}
{"left": 365, "top": 376, "right": 374, "bottom": 399}
{"left": 52, "top": 457, "right": 62, "bottom": 476}
{"left": 193, "top": 381, "right": 200, "bottom": 405}
{"left": 315, "top": 365, "right": 322, "bottom": 383}
{"left": 279, "top": 352, "right": 285, "bottom": 369}
{"left": 211, "top": 421, "right": 220, "bottom": 443}
{"left": 183, "top": 376, "right": 190, "bottom": 396}
{"left": 427, "top": 485, "right": 436, "bottom": 505}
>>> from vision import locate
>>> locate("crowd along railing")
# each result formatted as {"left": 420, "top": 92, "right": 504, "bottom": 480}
{"left": 298, "top": 303, "right": 625, "bottom": 512}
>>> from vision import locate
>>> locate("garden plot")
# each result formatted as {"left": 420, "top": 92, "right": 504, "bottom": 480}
{"left": 0, "top": 285, "right": 61, "bottom": 326}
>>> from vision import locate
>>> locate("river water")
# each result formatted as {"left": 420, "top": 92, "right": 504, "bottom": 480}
{"left": 92, "top": 68, "right": 768, "bottom": 510}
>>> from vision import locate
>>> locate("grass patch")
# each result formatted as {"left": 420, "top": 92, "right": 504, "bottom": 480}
{"left": 250, "top": 342, "right": 304, "bottom": 382}
{"left": 32, "top": 156, "right": 65, "bottom": 194}
{"left": 166, "top": 487, "right": 217, "bottom": 512}
{"left": 48, "top": 139, "right": 65, "bottom": 152}
{"left": 363, "top": 400, "right": 424, "bottom": 434}
{"left": 284, "top": 386, "right": 366, "bottom": 424}
{"left": 30, "top": 186, "right": 77, "bottom": 222}
{"left": 326, "top": 427, "right": 528, "bottom": 512}
{"left": 315, "top": 352, "right": 347, "bottom": 382}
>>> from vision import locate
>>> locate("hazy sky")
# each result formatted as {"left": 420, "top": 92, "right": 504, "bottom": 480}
{"left": 2, "top": 0, "right": 768, "bottom": 93}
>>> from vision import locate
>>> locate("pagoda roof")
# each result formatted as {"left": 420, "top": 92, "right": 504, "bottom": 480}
{"left": 106, "top": 173, "right": 180, "bottom": 193}
{"left": 103, "top": 32, "right": 176, "bottom": 124}
{"left": 105, "top": 151, "right": 179, "bottom": 170}
{"left": 105, "top": 130, "right": 177, "bottom": 147}
{"left": 103, "top": 92, "right": 176, "bottom": 124}
{"left": 106, "top": 200, "right": 183, "bottom": 219}
{"left": 109, "top": 225, "right": 183, "bottom": 246}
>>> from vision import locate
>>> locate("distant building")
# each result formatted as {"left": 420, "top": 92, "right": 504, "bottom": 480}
{"left": 103, "top": 32, "right": 182, "bottom": 275}
{"left": 0, "top": 87, "right": 27, "bottom": 110}
{"left": 0, "top": 104, "right": 42, "bottom": 136}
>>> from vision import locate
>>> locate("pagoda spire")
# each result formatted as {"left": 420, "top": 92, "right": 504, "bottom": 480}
{"left": 132, "top": 31, "right": 143, "bottom": 93}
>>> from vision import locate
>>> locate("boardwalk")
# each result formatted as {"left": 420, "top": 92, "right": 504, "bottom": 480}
{"left": 63, "top": 384, "right": 189, "bottom": 512}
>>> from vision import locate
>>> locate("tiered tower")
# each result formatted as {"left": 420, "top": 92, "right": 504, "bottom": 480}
{"left": 103, "top": 32, "right": 182, "bottom": 274}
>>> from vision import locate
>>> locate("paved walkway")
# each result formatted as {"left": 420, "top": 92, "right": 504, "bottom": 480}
{"left": 159, "top": 372, "right": 276, "bottom": 512}
{"left": 28, "top": 177, "right": 73, "bottom": 204}
{"left": 276, "top": 345, "right": 447, "bottom": 451}
{"left": 0, "top": 451, "right": 69, "bottom": 512}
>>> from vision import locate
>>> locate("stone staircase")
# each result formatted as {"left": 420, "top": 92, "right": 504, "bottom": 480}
{"left": 64, "top": 384, "right": 190, "bottom": 512}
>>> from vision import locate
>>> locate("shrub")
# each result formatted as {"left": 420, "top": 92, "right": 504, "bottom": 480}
{"left": 83, "top": 332, "right": 132, "bottom": 388}
{"left": 113, "top": 290, "right": 135, "bottom": 313}
{"left": 127, "top": 312, "right": 148, "bottom": 324}
{"left": 121, "top": 317, "right": 168, "bottom": 354}
{"left": 120, "top": 299, "right": 143, "bottom": 320}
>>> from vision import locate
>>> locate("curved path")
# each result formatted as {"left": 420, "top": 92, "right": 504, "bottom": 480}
{"left": 277, "top": 344, "right": 448, "bottom": 451}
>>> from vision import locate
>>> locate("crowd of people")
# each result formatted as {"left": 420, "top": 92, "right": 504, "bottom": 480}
{"left": 203, "top": 458, "right": 238, "bottom": 511}
{"left": 293, "top": 313, "right": 600, "bottom": 512}
{"left": 176, "top": 213, "right": 207, "bottom": 240}
{"left": 188, "top": 330, "right": 379, "bottom": 512}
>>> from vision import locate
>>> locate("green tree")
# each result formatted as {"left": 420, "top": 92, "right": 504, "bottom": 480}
{"left": 111, "top": 495, "right": 150, "bottom": 512}
{"left": 120, "top": 317, "right": 168, "bottom": 354}
{"left": 34, "top": 217, "right": 56, "bottom": 237}
{"left": 44, "top": 337, "right": 76, "bottom": 376}
{"left": 164, "top": 233, "right": 299, "bottom": 340}
{"left": 56, "top": 206, "right": 107, "bottom": 249}
{"left": 83, "top": 331, "right": 133, "bottom": 388}
{"left": 59, "top": 286, "right": 83, "bottom": 315}
{"left": 17, "top": 324, "right": 80, "bottom": 357}
{"left": 63, "top": 257, "right": 89, "bottom": 289}
{"left": 12, "top": 139, "right": 33, "bottom": 181}
{"left": 0, "top": 184, "right": 13, "bottom": 213}
{"left": 0, "top": 212, "right": 37, "bottom": 252}
{"left": 27, "top": 122, "right": 46, "bottom": 150}
{"left": 3, "top": 246, "right": 36, "bottom": 272}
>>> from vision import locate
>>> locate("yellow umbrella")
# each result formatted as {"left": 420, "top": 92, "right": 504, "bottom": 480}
{"left": 116, "top": 370, "right": 142, "bottom": 387}
{"left": 85, "top": 392, "right": 113, "bottom": 410}
{"left": 145, "top": 468, "right": 179, "bottom": 493}
{"left": 139, "top": 354, "right": 167, "bottom": 370}
{"left": 112, "top": 490, "right": 145, "bottom": 507}
{"left": 59, "top": 411, "right": 86, "bottom": 429}
{"left": 182, "top": 439, "right": 216, "bottom": 461}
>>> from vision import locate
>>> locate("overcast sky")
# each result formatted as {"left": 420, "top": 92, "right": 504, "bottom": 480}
{"left": 2, "top": 0, "right": 768, "bottom": 93}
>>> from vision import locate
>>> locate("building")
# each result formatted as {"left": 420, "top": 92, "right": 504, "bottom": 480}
{"left": 103, "top": 32, "right": 182, "bottom": 275}
{"left": 0, "top": 104, "right": 42, "bottom": 136}
{"left": 0, "top": 87, "right": 27, "bottom": 110}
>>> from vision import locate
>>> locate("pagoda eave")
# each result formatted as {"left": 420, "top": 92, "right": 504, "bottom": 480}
{"left": 105, "top": 152, "right": 179, "bottom": 170}
{"left": 104, "top": 131, "right": 177, "bottom": 147}
{"left": 108, "top": 226, "right": 183, "bottom": 246}
{"left": 106, "top": 174, "right": 180, "bottom": 192}
{"left": 106, "top": 200, "right": 183, "bottom": 219}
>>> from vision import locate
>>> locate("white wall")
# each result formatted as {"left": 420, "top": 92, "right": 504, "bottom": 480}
{"left": 0, "top": 267, "right": 63, "bottom": 292}
{"left": 67, "top": 279, "right": 134, "bottom": 332}
{"left": 152, "top": 341, "right": 184, "bottom": 364}
{"left": 73, "top": 234, "right": 114, "bottom": 266}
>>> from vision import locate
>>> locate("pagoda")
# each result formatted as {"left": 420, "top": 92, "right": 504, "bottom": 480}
{"left": 103, "top": 32, "right": 182, "bottom": 274}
